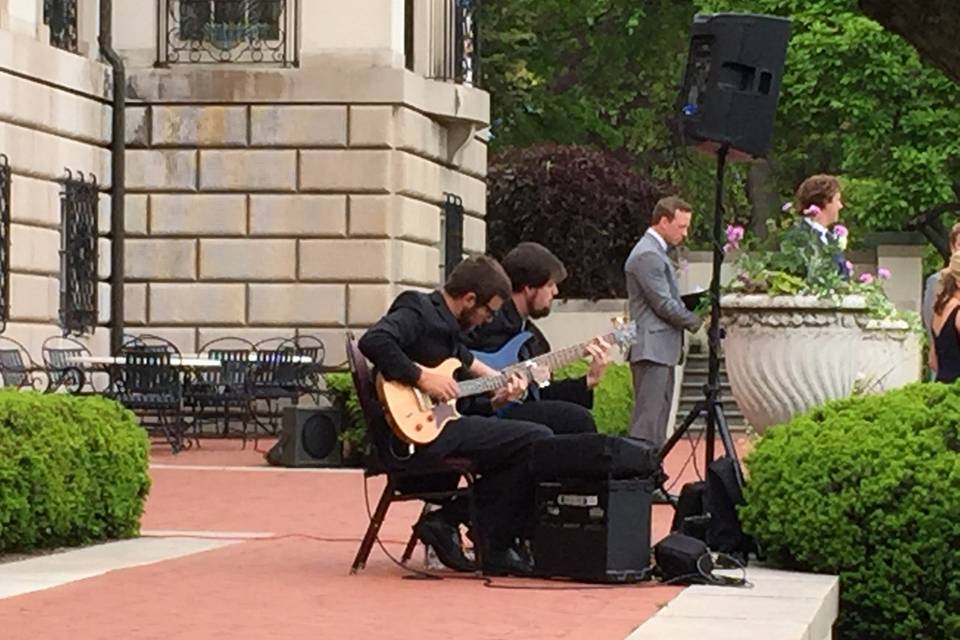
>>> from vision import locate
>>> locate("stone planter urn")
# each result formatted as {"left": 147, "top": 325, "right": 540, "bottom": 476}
{"left": 720, "top": 294, "right": 869, "bottom": 433}
{"left": 857, "top": 318, "right": 922, "bottom": 393}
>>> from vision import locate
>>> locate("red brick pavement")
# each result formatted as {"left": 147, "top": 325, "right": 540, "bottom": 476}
{"left": 0, "top": 435, "right": 749, "bottom": 640}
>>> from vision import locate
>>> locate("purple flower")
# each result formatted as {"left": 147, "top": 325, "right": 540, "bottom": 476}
{"left": 803, "top": 204, "right": 822, "bottom": 217}
{"left": 845, "top": 260, "right": 854, "bottom": 274}
{"left": 781, "top": 201, "right": 794, "bottom": 212}
{"left": 726, "top": 224, "right": 745, "bottom": 244}
{"left": 833, "top": 224, "right": 848, "bottom": 238}
{"left": 877, "top": 267, "right": 892, "bottom": 280}
{"left": 859, "top": 273, "right": 875, "bottom": 285}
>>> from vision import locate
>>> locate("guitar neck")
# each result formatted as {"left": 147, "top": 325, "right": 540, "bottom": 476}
{"left": 456, "top": 371, "right": 513, "bottom": 399}
{"left": 528, "top": 330, "right": 617, "bottom": 373}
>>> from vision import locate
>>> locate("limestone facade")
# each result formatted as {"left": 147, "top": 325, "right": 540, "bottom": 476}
{"left": 0, "top": 0, "right": 489, "bottom": 365}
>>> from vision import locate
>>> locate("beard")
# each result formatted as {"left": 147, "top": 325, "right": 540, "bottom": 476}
{"left": 456, "top": 308, "right": 477, "bottom": 330}
{"left": 528, "top": 304, "right": 552, "bottom": 320}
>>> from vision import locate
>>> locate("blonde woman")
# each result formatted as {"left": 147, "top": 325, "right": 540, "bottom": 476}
{"left": 930, "top": 253, "right": 960, "bottom": 383}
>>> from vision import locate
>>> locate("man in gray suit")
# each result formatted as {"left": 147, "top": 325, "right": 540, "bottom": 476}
{"left": 625, "top": 196, "right": 703, "bottom": 447}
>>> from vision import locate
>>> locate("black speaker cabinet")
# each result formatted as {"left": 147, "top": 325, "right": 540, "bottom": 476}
{"left": 677, "top": 13, "right": 791, "bottom": 159}
{"left": 533, "top": 477, "right": 653, "bottom": 583}
{"left": 267, "top": 406, "right": 342, "bottom": 468}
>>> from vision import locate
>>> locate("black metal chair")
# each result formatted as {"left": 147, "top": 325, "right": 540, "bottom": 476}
{"left": 109, "top": 337, "right": 187, "bottom": 453}
{"left": 250, "top": 336, "right": 302, "bottom": 434}
{"left": 186, "top": 336, "right": 258, "bottom": 445}
{"left": 293, "top": 334, "right": 329, "bottom": 404}
{"left": 345, "top": 332, "right": 480, "bottom": 574}
{"left": 0, "top": 336, "right": 47, "bottom": 391}
{"left": 41, "top": 335, "right": 100, "bottom": 394}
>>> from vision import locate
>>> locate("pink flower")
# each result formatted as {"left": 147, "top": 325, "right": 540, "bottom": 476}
{"left": 833, "top": 224, "right": 848, "bottom": 238}
{"left": 845, "top": 260, "right": 854, "bottom": 274}
{"left": 877, "top": 267, "right": 892, "bottom": 280}
{"left": 859, "top": 273, "right": 875, "bottom": 285}
{"left": 803, "top": 204, "right": 822, "bottom": 217}
{"left": 726, "top": 224, "right": 745, "bottom": 244}
{"left": 781, "top": 202, "right": 794, "bottom": 212}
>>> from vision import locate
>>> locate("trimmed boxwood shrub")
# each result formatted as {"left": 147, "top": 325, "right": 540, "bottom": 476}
{"left": 740, "top": 382, "right": 960, "bottom": 640}
{"left": 0, "top": 391, "right": 151, "bottom": 553}
{"left": 555, "top": 361, "right": 633, "bottom": 435}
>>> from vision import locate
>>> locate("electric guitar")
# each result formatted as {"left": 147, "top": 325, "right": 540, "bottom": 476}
{"left": 376, "top": 318, "right": 636, "bottom": 445}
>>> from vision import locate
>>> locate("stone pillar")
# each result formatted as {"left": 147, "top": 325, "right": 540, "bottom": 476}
{"left": 1, "top": 0, "right": 39, "bottom": 37}
{"left": 301, "top": 0, "right": 405, "bottom": 67}
{"left": 876, "top": 244, "right": 925, "bottom": 313}
{"left": 113, "top": 0, "right": 155, "bottom": 67}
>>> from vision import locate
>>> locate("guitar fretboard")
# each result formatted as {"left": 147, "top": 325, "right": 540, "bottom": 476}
{"left": 453, "top": 329, "right": 621, "bottom": 399}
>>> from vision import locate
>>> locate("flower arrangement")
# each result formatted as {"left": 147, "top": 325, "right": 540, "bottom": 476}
{"left": 721, "top": 216, "right": 908, "bottom": 324}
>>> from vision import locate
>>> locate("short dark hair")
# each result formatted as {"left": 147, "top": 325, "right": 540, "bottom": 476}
{"left": 443, "top": 255, "right": 512, "bottom": 305}
{"left": 651, "top": 196, "right": 693, "bottom": 225}
{"left": 795, "top": 174, "right": 841, "bottom": 211}
{"left": 501, "top": 242, "right": 568, "bottom": 292}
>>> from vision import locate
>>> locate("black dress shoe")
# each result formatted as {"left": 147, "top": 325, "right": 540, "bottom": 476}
{"left": 413, "top": 513, "right": 476, "bottom": 573}
{"left": 483, "top": 547, "right": 534, "bottom": 577}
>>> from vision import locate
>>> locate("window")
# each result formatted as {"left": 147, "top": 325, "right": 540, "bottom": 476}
{"left": 441, "top": 193, "right": 464, "bottom": 278}
{"left": 162, "top": 0, "right": 295, "bottom": 65}
{"left": 59, "top": 170, "right": 99, "bottom": 337}
{"left": 43, "top": 0, "right": 79, "bottom": 53}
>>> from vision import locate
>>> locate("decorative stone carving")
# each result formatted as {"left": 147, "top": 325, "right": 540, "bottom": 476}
{"left": 720, "top": 294, "right": 869, "bottom": 433}
{"left": 857, "top": 318, "right": 923, "bottom": 392}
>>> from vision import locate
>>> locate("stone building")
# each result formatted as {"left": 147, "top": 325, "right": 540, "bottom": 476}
{"left": 0, "top": 0, "right": 488, "bottom": 364}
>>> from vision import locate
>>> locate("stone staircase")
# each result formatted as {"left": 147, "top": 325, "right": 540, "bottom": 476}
{"left": 674, "top": 347, "right": 748, "bottom": 431}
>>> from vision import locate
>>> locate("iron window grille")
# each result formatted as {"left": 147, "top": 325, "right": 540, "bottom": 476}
{"left": 43, "top": 0, "right": 79, "bottom": 53}
{"left": 441, "top": 193, "right": 464, "bottom": 278}
{"left": 159, "top": 0, "right": 298, "bottom": 65}
{"left": 425, "top": 0, "right": 479, "bottom": 85}
{"left": 0, "top": 156, "right": 10, "bottom": 333}
{"left": 59, "top": 169, "right": 99, "bottom": 337}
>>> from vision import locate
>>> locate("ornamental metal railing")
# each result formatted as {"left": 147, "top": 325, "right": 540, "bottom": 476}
{"left": 159, "top": 0, "right": 298, "bottom": 65}
{"left": 59, "top": 169, "right": 99, "bottom": 337}
{"left": 0, "top": 156, "right": 10, "bottom": 333}
{"left": 441, "top": 193, "right": 465, "bottom": 278}
{"left": 43, "top": 0, "right": 79, "bottom": 53}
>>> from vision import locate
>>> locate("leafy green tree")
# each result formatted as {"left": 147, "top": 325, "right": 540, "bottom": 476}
{"left": 696, "top": 0, "right": 960, "bottom": 247}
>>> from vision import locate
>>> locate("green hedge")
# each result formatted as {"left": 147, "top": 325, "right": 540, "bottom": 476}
{"left": 0, "top": 391, "right": 151, "bottom": 553}
{"left": 740, "top": 383, "right": 960, "bottom": 640}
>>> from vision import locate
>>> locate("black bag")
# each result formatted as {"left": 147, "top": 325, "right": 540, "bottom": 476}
{"left": 530, "top": 434, "right": 660, "bottom": 481}
{"left": 670, "top": 480, "right": 709, "bottom": 540}
{"left": 653, "top": 533, "right": 712, "bottom": 584}
{"left": 705, "top": 456, "right": 755, "bottom": 557}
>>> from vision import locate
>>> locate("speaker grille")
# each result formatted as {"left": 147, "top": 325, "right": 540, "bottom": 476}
{"left": 301, "top": 413, "right": 338, "bottom": 459}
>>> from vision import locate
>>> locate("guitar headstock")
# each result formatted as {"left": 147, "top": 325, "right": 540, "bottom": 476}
{"left": 610, "top": 316, "right": 637, "bottom": 351}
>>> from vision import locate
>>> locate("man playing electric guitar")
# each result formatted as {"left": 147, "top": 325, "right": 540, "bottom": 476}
{"left": 464, "top": 242, "right": 613, "bottom": 431}
{"left": 358, "top": 255, "right": 554, "bottom": 577}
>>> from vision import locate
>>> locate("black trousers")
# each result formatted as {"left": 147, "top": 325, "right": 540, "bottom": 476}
{"left": 416, "top": 415, "right": 552, "bottom": 551}
{"left": 499, "top": 399, "right": 597, "bottom": 436}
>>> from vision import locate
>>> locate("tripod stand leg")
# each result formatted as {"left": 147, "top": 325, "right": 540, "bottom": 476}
{"left": 659, "top": 399, "right": 706, "bottom": 463}
{"left": 712, "top": 401, "right": 744, "bottom": 487}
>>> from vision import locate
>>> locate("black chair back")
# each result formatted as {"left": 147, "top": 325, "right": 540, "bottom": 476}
{"left": 42, "top": 335, "right": 91, "bottom": 392}
{"left": 113, "top": 351, "right": 182, "bottom": 409}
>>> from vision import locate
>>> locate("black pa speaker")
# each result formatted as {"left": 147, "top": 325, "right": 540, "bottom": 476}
{"left": 267, "top": 406, "right": 342, "bottom": 467}
{"left": 677, "top": 13, "right": 791, "bottom": 159}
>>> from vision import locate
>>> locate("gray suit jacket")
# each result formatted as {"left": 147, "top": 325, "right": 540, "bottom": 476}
{"left": 624, "top": 231, "right": 703, "bottom": 366}
{"left": 923, "top": 271, "right": 940, "bottom": 337}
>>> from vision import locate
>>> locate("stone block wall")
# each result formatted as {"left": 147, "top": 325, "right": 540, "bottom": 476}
{"left": 123, "top": 100, "right": 488, "bottom": 365}
{"left": 0, "top": 24, "right": 112, "bottom": 357}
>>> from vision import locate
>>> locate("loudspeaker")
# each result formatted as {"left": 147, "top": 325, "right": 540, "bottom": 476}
{"left": 677, "top": 13, "right": 791, "bottom": 159}
{"left": 533, "top": 477, "right": 653, "bottom": 583}
{"left": 267, "top": 406, "right": 342, "bottom": 467}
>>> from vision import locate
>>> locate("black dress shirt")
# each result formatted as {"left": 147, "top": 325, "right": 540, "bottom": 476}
{"left": 358, "top": 290, "right": 474, "bottom": 385}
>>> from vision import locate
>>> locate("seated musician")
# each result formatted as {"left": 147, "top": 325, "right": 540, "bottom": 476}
{"left": 358, "top": 255, "right": 553, "bottom": 576}
{"left": 464, "top": 241, "right": 613, "bottom": 431}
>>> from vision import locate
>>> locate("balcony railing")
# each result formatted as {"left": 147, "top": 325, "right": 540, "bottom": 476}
{"left": 159, "top": 0, "right": 297, "bottom": 65}
{"left": 424, "top": 0, "right": 480, "bottom": 86}
{"left": 43, "top": 0, "right": 79, "bottom": 53}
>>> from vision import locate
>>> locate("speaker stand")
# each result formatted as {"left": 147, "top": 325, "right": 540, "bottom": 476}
{"left": 659, "top": 144, "right": 744, "bottom": 502}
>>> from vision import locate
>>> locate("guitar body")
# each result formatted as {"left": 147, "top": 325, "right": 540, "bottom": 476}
{"left": 376, "top": 358, "right": 462, "bottom": 445}
{"left": 472, "top": 331, "right": 541, "bottom": 407}
{"left": 471, "top": 331, "right": 534, "bottom": 370}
